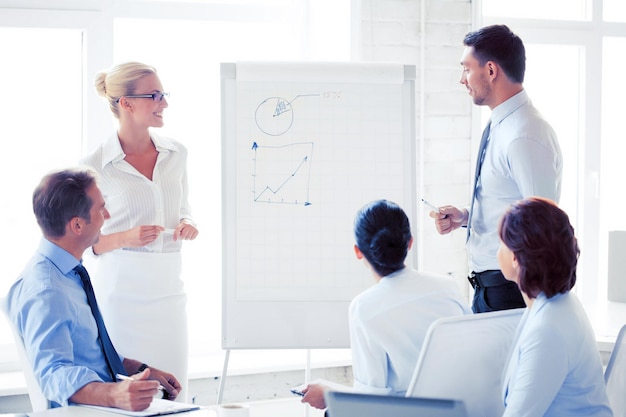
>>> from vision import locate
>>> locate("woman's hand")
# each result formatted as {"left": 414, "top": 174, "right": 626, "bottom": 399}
{"left": 172, "top": 221, "right": 198, "bottom": 241}
{"left": 124, "top": 225, "right": 166, "bottom": 247}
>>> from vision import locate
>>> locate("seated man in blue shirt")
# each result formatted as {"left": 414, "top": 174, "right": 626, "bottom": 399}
{"left": 6, "top": 168, "right": 181, "bottom": 410}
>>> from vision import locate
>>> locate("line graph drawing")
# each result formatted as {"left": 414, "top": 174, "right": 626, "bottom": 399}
{"left": 255, "top": 94, "right": 320, "bottom": 136}
{"left": 251, "top": 141, "right": 314, "bottom": 206}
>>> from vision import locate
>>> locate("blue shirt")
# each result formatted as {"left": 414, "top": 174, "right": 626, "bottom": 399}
{"left": 468, "top": 90, "right": 563, "bottom": 272}
{"left": 7, "top": 238, "right": 123, "bottom": 406}
{"left": 502, "top": 292, "right": 612, "bottom": 417}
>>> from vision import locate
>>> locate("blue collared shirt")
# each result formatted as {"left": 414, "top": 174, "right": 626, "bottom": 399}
{"left": 502, "top": 292, "right": 612, "bottom": 417}
{"left": 7, "top": 238, "right": 123, "bottom": 406}
{"left": 468, "top": 90, "right": 563, "bottom": 272}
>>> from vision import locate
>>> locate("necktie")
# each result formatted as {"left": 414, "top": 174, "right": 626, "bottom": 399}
{"left": 467, "top": 122, "right": 491, "bottom": 242}
{"left": 74, "top": 264, "right": 126, "bottom": 380}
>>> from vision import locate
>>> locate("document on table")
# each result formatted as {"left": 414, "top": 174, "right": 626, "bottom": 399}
{"left": 78, "top": 398, "right": 200, "bottom": 416}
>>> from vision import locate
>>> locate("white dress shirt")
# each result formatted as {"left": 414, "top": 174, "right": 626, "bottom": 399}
{"left": 80, "top": 131, "right": 194, "bottom": 253}
{"left": 502, "top": 292, "right": 612, "bottom": 417}
{"left": 468, "top": 90, "right": 562, "bottom": 272}
{"left": 349, "top": 267, "right": 471, "bottom": 396}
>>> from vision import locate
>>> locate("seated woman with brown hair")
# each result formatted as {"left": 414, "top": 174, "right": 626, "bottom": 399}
{"left": 497, "top": 197, "right": 612, "bottom": 417}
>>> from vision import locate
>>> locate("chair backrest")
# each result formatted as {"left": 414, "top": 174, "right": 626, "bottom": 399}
{"left": 0, "top": 296, "right": 50, "bottom": 411}
{"left": 605, "top": 324, "right": 626, "bottom": 417}
{"left": 326, "top": 391, "right": 468, "bottom": 417}
{"left": 406, "top": 308, "right": 525, "bottom": 417}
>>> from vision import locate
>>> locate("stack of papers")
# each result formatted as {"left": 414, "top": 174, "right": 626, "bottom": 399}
{"left": 78, "top": 398, "right": 201, "bottom": 416}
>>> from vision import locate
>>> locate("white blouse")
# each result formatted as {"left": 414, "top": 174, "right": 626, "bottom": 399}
{"left": 349, "top": 267, "right": 471, "bottom": 396}
{"left": 80, "top": 131, "right": 194, "bottom": 253}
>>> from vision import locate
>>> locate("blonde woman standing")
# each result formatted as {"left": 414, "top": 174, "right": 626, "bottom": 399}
{"left": 81, "top": 62, "right": 198, "bottom": 400}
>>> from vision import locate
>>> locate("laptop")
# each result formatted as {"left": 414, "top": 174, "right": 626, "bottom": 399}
{"left": 325, "top": 391, "right": 468, "bottom": 417}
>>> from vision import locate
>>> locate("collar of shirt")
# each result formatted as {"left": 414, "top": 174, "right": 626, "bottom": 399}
{"left": 37, "top": 238, "right": 82, "bottom": 278}
{"left": 490, "top": 89, "right": 529, "bottom": 127}
{"left": 380, "top": 266, "right": 408, "bottom": 280}
{"left": 100, "top": 131, "right": 179, "bottom": 168}
{"left": 527, "top": 292, "right": 566, "bottom": 318}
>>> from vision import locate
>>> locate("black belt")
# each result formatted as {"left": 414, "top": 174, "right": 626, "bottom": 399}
{"left": 468, "top": 270, "right": 507, "bottom": 289}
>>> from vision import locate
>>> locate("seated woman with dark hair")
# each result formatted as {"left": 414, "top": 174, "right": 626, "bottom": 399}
{"left": 301, "top": 199, "right": 471, "bottom": 410}
{"left": 498, "top": 197, "right": 612, "bottom": 417}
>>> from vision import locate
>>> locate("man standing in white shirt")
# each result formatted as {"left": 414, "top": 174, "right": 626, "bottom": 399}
{"left": 429, "top": 24, "right": 563, "bottom": 313}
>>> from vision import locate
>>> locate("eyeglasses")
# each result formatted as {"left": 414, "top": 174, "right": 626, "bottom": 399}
{"left": 116, "top": 92, "right": 169, "bottom": 103}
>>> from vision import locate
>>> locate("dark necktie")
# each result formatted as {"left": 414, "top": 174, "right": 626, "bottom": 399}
{"left": 467, "top": 122, "right": 491, "bottom": 242}
{"left": 74, "top": 264, "right": 126, "bottom": 380}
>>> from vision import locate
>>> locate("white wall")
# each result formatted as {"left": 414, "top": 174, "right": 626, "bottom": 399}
{"left": 358, "top": 0, "right": 472, "bottom": 296}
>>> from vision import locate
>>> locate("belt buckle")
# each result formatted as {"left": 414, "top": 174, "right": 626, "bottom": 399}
{"left": 468, "top": 273, "right": 480, "bottom": 289}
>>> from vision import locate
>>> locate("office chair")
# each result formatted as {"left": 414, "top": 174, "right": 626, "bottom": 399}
{"left": 0, "top": 296, "right": 50, "bottom": 411}
{"left": 605, "top": 323, "right": 626, "bottom": 417}
{"left": 326, "top": 391, "right": 468, "bottom": 417}
{"left": 406, "top": 308, "right": 525, "bottom": 417}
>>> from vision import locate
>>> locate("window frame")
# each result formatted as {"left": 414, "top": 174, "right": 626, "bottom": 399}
{"left": 475, "top": 0, "right": 626, "bottom": 335}
{"left": 0, "top": 0, "right": 356, "bottom": 375}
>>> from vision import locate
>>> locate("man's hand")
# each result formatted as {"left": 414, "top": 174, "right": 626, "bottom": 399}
{"left": 69, "top": 368, "right": 160, "bottom": 411}
{"left": 110, "top": 369, "right": 160, "bottom": 410}
{"left": 429, "top": 206, "right": 468, "bottom": 235}
{"left": 140, "top": 366, "right": 181, "bottom": 401}
{"left": 301, "top": 384, "right": 328, "bottom": 410}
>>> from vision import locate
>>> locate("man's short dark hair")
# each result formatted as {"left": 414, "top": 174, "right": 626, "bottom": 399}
{"left": 463, "top": 24, "right": 526, "bottom": 84}
{"left": 32, "top": 169, "right": 97, "bottom": 238}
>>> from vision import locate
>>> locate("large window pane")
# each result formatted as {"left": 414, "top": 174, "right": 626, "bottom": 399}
{"left": 524, "top": 44, "right": 583, "bottom": 232}
{"left": 604, "top": 0, "right": 626, "bottom": 22}
{"left": 600, "top": 37, "right": 626, "bottom": 324}
{"left": 481, "top": 0, "right": 626, "bottom": 342}
{"left": 601, "top": 38, "right": 626, "bottom": 230}
{"left": 0, "top": 28, "right": 83, "bottom": 354}
{"left": 477, "top": 43, "right": 583, "bottom": 259}
{"left": 482, "top": 0, "right": 590, "bottom": 21}
{"left": 112, "top": 17, "right": 305, "bottom": 358}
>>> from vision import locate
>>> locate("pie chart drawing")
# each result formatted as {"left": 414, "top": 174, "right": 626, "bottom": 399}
{"left": 255, "top": 96, "right": 294, "bottom": 136}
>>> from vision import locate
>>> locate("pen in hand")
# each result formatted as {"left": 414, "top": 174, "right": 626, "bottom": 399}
{"left": 291, "top": 388, "right": 305, "bottom": 397}
{"left": 420, "top": 198, "right": 441, "bottom": 213}
{"left": 116, "top": 373, "right": 165, "bottom": 391}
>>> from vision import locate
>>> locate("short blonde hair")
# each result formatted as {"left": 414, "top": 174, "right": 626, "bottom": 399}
{"left": 94, "top": 61, "right": 157, "bottom": 118}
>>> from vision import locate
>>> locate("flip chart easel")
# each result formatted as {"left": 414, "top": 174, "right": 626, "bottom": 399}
{"left": 219, "top": 61, "right": 416, "bottom": 403}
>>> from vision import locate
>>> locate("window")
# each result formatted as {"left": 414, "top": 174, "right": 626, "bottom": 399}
{"left": 523, "top": 44, "right": 583, "bottom": 232}
{"left": 112, "top": 16, "right": 307, "bottom": 358}
{"left": 482, "top": 0, "right": 589, "bottom": 21}
{"left": 599, "top": 37, "right": 626, "bottom": 329}
{"left": 109, "top": 2, "right": 351, "bottom": 366}
{"left": 0, "top": 26, "right": 84, "bottom": 368}
{"left": 0, "top": 0, "right": 352, "bottom": 373}
{"left": 480, "top": 0, "right": 626, "bottom": 338}
{"left": 604, "top": 0, "right": 626, "bottom": 22}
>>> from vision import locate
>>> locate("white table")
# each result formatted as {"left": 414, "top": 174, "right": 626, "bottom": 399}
{"left": 28, "top": 407, "right": 215, "bottom": 417}
{"left": 27, "top": 398, "right": 324, "bottom": 417}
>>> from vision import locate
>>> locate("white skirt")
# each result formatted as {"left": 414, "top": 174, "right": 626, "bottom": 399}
{"left": 90, "top": 249, "right": 189, "bottom": 401}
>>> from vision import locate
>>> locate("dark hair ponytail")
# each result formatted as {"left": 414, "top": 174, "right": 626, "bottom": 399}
{"left": 354, "top": 200, "right": 412, "bottom": 277}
